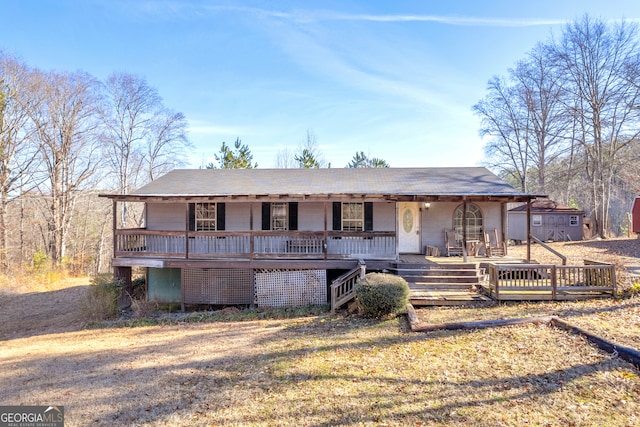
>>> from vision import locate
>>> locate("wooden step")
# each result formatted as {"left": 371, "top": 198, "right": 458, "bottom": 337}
{"left": 408, "top": 282, "right": 480, "bottom": 291}
{"left": 395, "top": 261, "right": 489, "bottom": 305}
{"left": 402, "top": 274, "right": 480, "bottom": 283}
{"left": 409, "top": 290, "right": 492, "bottom": 306}
{"left": 396, "top": 269, "right": 480, "bottom": 277}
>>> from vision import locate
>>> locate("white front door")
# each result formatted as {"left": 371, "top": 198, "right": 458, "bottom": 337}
{"left": 398, "top": 202, "right": 421, "bottom": 253}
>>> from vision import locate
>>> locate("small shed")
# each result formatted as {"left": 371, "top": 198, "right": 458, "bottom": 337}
{"left": 508, "top": 200, "right": 584, "bottom": 242}
{"left": 632, "top": 196, "right": 640, "bottom": 234}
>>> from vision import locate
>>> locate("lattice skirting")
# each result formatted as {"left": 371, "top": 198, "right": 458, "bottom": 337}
{"left": 254, "top": 269, "right": 327, "bottom": 307}
{"left": 182, "top": 268, "right": 254, "bottom": 305}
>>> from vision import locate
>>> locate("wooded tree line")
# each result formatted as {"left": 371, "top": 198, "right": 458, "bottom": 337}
{"left": 0, "top": 51, "right": 190, "bottom": 274}
{"left": 474, "top": 15, "right": 640, "bottom": 238}
{"left": 0, "top": 51, "right": 389, "bottom": 275}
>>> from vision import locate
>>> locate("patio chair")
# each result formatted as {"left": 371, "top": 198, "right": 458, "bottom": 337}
{"left": 484, "top": 228, "right": 506, "bottom": 257}
{"left": 445, "top": 229, "right": 463, "bottom": 256}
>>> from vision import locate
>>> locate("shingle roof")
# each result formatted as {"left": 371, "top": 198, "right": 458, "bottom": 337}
{"left": 124, "top": 167, "right": 533, "bottom": 199}
{"left": 509, "top": 199, "right": 583, "bottom": 213}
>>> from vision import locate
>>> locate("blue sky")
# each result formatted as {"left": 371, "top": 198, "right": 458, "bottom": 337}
{"left": 3, "top": 1, "right": 640, "bottom": 169}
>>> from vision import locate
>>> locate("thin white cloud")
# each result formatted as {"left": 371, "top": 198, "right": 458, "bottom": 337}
{"left": 129, "top": 2, "right": 568, "bottom": 27}
{"left": 292, "top": 11, "right": 567, "bottom": 27}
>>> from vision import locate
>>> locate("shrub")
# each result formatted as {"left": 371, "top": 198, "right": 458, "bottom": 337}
{"left": 80, "top": 274, "right": 122, "bottom": 321}
{"left": 355, "top": 273, "right": 409, "bottom": 319}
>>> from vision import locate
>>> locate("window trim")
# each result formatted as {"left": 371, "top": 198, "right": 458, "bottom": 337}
{"left": 569, "top": 215, "right": 579, "bottom": 226}
{"left": 342, "top": 202, "right": 364, "bottom": 232}
{"left": 271, "top": 202, "right": 289, "bottom": 231}
{"left": 453, "top": 203, "right": 483, "bottom": 241}
{"left": 195, "top": 202, "right": 217, "bottom": 231}
{"left": 532, "top": 214, "right": 543, "bottom": 227}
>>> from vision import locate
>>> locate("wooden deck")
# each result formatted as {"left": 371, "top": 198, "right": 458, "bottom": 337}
{"left": 395, "top": 254, "right": 498, "bottom": 306}
{"left": 395, "top": 254, "right": 615, "bottom": 305}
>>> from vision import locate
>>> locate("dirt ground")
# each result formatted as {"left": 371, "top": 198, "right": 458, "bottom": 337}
{"left": 0, "top": 238, "right": 639, "bottom": 426}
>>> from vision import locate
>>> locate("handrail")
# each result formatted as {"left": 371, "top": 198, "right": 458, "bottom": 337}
{"left": 330, "top": 259, "right": 366, "bottom": 313}
{"left": 529, "top": 234, "right": 567, "bottom": 265}
{"left": 486, "top": 260, "right": 616, "bottom": 301}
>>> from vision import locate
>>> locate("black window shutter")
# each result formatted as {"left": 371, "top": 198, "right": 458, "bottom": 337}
{"left": 188, "top": 203, "right": 195, "bottom": 231}
{"left": 288, "top": 202, "right": 298, "bottom": 230}
{"left": 216, "top": 203, "right": 225, "bottom": 230}
{"left": 262, "top": 202, "right": 271, "bottom": 230}
{"left": 332, "top": 202, "right": 341, "bottom": 231}
{"left": 364, "top": 202, "right": 373, "bottom": 231}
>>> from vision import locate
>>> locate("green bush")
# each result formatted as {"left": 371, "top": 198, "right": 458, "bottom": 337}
{"left": 81, "top": 274, "right": 122, "bottom": 321}
{"left": 355, "top": 273, "right": 409, "bottom": 319}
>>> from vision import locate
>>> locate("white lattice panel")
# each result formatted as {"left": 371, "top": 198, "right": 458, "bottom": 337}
{"left": 254, "top": 269, "right": 327, "bottom": 307}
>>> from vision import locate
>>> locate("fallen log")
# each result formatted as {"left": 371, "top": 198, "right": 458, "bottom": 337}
{"left": 409, "top": 316, "right": 555, "bottom": 333}
{"left": 551, "top": 318, "right": 640, "bottom": 370}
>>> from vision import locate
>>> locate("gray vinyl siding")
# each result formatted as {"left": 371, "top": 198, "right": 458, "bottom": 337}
{"left": 374, "top": 202, "right": 396, "bottom": 231}
{"left": 225, "top": 202, "right": 250, "bottom": 231}
{"left": 146, "top": 203, "right": 186, "bottom": 231}
{"left": 298, "top": 202, "right": 325, "bottom": 231}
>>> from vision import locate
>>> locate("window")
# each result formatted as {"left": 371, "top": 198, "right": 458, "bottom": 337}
{"left": 453, "top": 203, "right": 483, "bottom": 241}
{"left": 332, "top": 202, "right": 373, "bottom": 231}
{"left": 271, "top": 202, "right": 288, "bottom": 231}
{"left": 569, "top": 215, "right": 579, "bottom": 226}
{"left": 189, "top": 203, "right": 225, "bottom": 231}
{"left": 342, "top": 203, "right": 364, "bottom": 231}
{"left": 262, "top": 202, "right": 298, "bottom": 231}
{"left": 532, "top": 215, "right": 542, "bottom": 226}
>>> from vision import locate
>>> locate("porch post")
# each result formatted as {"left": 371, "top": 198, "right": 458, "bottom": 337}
{"left": 115, "top": 266, "right": 132, "bottom": 310}
{"left": 526, "top": 199, "right": 532, "bottom": 262}
{"left": 501, "top": 202, "right": 508, "bottom": 256}
{"left": 112, "top": 199, "right": 117, "bottom": 257}
{"left": 185, "top": 202, "right": 190, "bottom": 259}
{"left": 250, "top": 202, "right": 254, "bottom": 260}
{"left": 462, "top": 197, "right": 468, "bottom": 262}
{"left": 323, "top": 201, "right": 328, "bottom": 260}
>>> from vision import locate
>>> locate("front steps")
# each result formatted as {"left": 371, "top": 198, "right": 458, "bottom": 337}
{"left": 393, "top": 262, "right": 491, "bottom": 306}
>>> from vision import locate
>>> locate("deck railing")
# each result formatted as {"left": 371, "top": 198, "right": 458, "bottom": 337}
{"left": 486, "top": 261, "right": 616, "bottom": 301}
{"left": 114, "top": 229, "right": 396, "bottom": 260}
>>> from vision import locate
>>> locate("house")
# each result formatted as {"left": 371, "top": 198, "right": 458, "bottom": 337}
{"left": 508, "top": 199, "right": 584, "bottom": 242}
{"left": 101, "top": 167, "right": 537, "bottom": 308}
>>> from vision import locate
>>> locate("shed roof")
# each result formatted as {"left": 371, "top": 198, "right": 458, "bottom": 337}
{"left": 103, "top": 167, "right": 540, "bottom": 202}
{"left": 508, "top": 199, "right": 583, "bottom": 213}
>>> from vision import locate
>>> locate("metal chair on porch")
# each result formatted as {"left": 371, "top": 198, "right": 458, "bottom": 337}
{"left": 445, "top": 229, "right": 463, "bottom": 257}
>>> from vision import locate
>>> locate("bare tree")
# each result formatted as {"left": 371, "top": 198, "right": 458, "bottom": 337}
{"left": 0, "top": 52, "right": 39, "bottom": 271}
{"left": 511, "top": 43, "right": 572, "bottom": 194}
{"left": 552, "top": 15, "right": 640, "bottom": 237}
{"left": 100, "top": 72, "right": 189, "bottom": 226}
{"left": 473, "top": 75, "right": 531, "bottom": 191}
{"left": 28, "top": 69, "right": 102, "bottom": 266}
{"left": 274, "top": 147, "right": 297, "bottom": 168}
{"left": 147, "top": 109, "right": 189, "bottom": 181}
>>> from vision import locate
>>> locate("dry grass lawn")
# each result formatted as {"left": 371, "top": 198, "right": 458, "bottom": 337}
{"left": 1, "top": 238, "right": 639, "bottom": 426}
